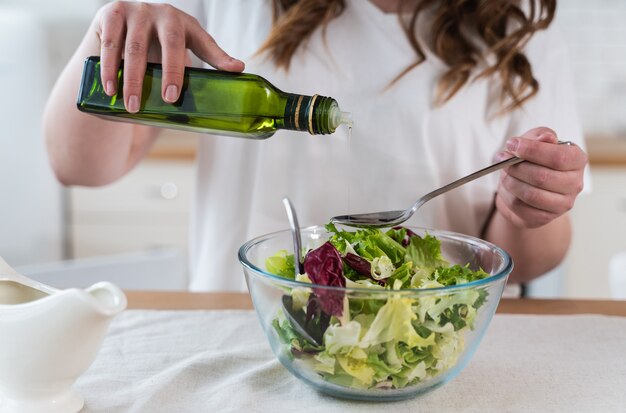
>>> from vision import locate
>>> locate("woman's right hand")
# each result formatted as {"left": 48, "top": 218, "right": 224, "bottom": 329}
{"left": 94, "top": 1, "right": 245, "bottom": 113}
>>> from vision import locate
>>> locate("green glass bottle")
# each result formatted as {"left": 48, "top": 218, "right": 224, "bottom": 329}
{"left": 76, "top": 56, "right": 351, "bottom": 139}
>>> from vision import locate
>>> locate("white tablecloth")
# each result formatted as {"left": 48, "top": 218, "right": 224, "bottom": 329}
{"left": 76, "top": 310, "right": 626, "bottom": 413}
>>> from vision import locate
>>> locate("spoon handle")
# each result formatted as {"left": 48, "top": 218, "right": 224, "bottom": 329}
{"left": 282, "top": 197, "right": 304, "bottom": 275}
{"left": 0, "top": 256, "right": 57, "bottom": 294}
{"left": 416, "top": 156, "right": 522, "bottom": 208}
{"left": 415, "top": 141, "right": 572, "bottom": 209}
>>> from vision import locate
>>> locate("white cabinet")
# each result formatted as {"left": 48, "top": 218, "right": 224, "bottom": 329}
{"left": 69, "top": 158, "right": 195, "bottom": 258}
{"left": 566, "top": 166, "right": 626, "bottom": 298}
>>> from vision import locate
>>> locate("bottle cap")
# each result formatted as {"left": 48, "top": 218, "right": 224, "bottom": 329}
{"left": 339, "top": 111, "right": 353, "bottom": 128}
{"left": 328, "top": 104, "right": 353, "bottom": 132}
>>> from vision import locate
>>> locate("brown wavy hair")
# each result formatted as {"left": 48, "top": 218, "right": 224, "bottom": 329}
{"left": 259, "top": 0, "right": 556, "bottom": 113}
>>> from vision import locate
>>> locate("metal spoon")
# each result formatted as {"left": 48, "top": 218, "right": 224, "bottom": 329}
{"left": 282, "top": 197, "right": 304, "bottom": 275}
{"left": 281, "top": 197, "right": 322, "bottom": 346}
{"left": 331, "top": 141, "right": 572, "bottom": 228}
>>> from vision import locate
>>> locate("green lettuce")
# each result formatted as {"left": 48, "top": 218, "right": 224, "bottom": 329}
{"left": 265, "top": 249, "right": 296, "bottom": 279}
{"left": 267, "top": 225, "right": 491, "bottom": 390}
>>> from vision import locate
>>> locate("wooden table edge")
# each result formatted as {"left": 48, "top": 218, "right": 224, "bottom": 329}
{"left": 124, "top": 291, "right": 626, "bottom": 316}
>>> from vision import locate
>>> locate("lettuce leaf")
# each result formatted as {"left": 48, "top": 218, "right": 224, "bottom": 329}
{"left": 360, "top": 296, "right": 435, "bottom": 348}
{"left": 265, "top": 249, "right": 296, "bottom": 279}
{"left": 404, "top": 233, "right": 449, "bottom": 274}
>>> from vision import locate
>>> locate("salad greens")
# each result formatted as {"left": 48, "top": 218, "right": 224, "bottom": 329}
{"left": 268, "top": 224, "right": 490, "bottom": 390}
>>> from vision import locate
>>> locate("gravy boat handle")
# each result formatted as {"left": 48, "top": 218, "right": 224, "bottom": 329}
{"left": 86, "top": 282, "right": 128, "bottom": 316}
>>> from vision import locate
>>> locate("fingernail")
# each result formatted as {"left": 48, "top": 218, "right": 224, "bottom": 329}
{"left": 494, "top": 151, "right": 508, "bottom": 162}
{"left": 538, "top": 133, "right": 554, "bottom": 142}
{"left": 165, "top": 85, "right": 178, "bottom": 102}
{"left": 128, "top": 95, "right": 139, "bottom": 113}
{"left": 106, "top": 80, "right": 116, "bottom": 95}
{"left": 229, "top": 57, "right": 245, "bottom": 68}
{"left": 506, "top": 138, "right": 519, "bottom": 153}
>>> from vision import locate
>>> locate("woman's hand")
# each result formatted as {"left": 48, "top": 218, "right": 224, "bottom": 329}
{"left": 94, "top": 1, "right": 245, "bottom": 113}
{"left": 44, "top": 1, "right": 245, "bottom": 186}
{"left": 494, "top": 127, "right": 588, "bottom": 229}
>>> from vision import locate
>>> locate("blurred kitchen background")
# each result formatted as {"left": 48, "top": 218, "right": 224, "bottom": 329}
{"left": 0, "top": 0, "right": 625, "bottom": 297}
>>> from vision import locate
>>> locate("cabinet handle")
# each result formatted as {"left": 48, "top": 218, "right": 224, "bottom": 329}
{"left": 160, "top": 182, "right": 179, "bottom": 200}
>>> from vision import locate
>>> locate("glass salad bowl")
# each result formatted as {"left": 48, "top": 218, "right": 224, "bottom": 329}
{"left": 238, "top": 225, "right": 512, "bottom": 401}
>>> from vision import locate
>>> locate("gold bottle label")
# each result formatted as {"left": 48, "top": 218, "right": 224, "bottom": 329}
{"left": 284, "top": 94, "right": 322, "bottom": 134}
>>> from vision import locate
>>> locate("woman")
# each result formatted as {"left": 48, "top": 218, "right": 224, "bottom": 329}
{"left": 43, "top": 0, "right": 588, "bottom": 292}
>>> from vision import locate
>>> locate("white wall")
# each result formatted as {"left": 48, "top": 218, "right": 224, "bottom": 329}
{"left": 558, "top": 1, "right": 626, "bottom": 135}
{"left": 557, "top": 1, "right": 626, "bottom": 298}
{"left": 0, "top": 0, "right": 102, "bottom": 18}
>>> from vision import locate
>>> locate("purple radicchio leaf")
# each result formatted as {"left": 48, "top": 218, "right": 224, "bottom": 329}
{"left": 343, "top": 253, "right": 386, "bottom": 286}
{"left": 303, "top": 241, "right": 345, "bottom": 317}
{"left": 343, "top": 253, "right": 371, "bottom": 276}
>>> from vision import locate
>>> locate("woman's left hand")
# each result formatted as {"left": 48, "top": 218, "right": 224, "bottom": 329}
{"left": 494, "top": 127, "right": 588, "bottom": 229}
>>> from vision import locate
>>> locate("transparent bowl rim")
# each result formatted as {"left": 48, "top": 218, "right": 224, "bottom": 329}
{"left": 238, "top": 225, "right": 513, "bottom": 294}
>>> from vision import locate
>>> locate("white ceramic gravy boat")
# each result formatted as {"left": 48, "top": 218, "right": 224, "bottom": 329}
{"left": 0, "top": 256, "right": 127, "bottom": 413}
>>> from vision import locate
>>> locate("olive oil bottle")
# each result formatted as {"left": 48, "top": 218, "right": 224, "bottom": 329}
{"left": 76, "top": 56, "right": 351, "bottom": 139}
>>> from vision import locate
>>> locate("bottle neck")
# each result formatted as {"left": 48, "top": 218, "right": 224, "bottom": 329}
{"left": 283, "top": 94, "right": 336, "bottom": 135}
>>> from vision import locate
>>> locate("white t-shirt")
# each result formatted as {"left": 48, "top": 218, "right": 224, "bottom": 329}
{"left": 151, "top": 0, "right": 588, "bottom": 292}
